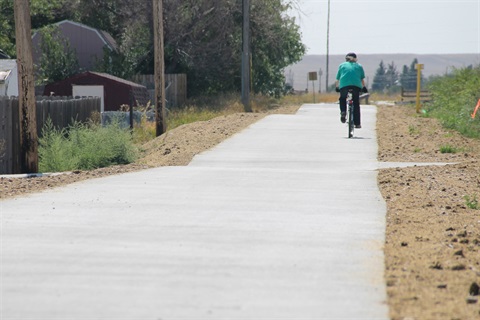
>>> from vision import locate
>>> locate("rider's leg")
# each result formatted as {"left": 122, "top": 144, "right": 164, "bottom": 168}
{"left": 339, "top": 88, "right": 347, "bottom": 114}
{"left": 339, "top": 87, "right": 348, "bottom": 123}
{"left": 352, "top": 87, "right": 361, "bottom": 126}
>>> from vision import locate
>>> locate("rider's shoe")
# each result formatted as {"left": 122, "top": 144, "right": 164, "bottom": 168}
{"left": 355, "top": 124, "right": 362, "bottom": 129}
{"left": 340, "top": 112, "right": 346, "bottom": 123}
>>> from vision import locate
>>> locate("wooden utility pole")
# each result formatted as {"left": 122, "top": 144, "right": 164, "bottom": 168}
{"left": 325, "top": 0, "right": 331, "bottom": 92}
{"left": 14, "top": 0, "right": 38, "bottom": 173}
{"left": 318, "top": 68, "right": 323, "bottom": 93}
{"left": 153, "top": 0, "right": 166, "bottom": 136}
{"left": 308, "top": 72, "right": 317, "bottom": 103}
{"left": 241, "top": 0, "right": 252, "bottom": 112}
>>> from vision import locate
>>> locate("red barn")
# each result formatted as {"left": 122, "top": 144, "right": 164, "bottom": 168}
{"left": 44, "top": 72, "right": 150, "bottom": 112}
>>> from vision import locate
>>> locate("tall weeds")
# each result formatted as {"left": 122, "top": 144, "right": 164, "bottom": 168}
{"left": 427, "top": 66, "right": 480, "bottom": 138}
{"left": 39, "top": 118, "right": 137, "bottom": 172}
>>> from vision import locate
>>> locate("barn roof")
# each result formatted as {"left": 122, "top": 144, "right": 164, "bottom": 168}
{"left": 31, "top": 20, "right": 119, "bottom": 72}
{"left": 44, "top": 71, "right": 150, "bottom": 109}
{"left": 43, "top": 20, "right": 118, "bottom": 51}
{"left": 87, "top": 72, "right": 145, "bottom": 88}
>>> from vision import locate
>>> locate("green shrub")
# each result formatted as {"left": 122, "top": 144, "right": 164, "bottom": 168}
{"left": 439, "top": 144, "right": 458, "bottom": 154}
{"left": 464, "top": 194, "right": 479, "bottom": 210}
{"left": 39, "top": 119, "right": 137, "bottom": 172}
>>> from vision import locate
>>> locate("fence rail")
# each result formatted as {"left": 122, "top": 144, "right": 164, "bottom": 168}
{"left": 0, "top": 96, "right": 100, "bottom": 174}
{"left": 400, "top": 87, "right": 432, "bottom": 103}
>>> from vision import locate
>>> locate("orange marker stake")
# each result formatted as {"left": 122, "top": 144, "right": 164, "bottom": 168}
{"left": 472, "top": 99, "right": 480, "bottom": 119}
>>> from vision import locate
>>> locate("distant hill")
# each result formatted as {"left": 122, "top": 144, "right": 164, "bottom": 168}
{"left": 285, "top": 54, "right": 480, "bottom": 92}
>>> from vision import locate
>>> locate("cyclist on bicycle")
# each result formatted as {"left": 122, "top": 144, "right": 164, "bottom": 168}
{"left": 335, "top": 52, "right": 368, "bottom": 128}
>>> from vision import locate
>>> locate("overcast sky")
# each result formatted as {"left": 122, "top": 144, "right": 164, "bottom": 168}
{"left": 289, "top": 0, "right": 480, "bottom": 55}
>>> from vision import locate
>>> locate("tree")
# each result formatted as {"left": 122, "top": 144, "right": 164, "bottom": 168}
{"left": 0, "top": 0, "right": 69, "bottom": 57}
{"left": 36, "top": 25, "right": 79, "bottom": 84}
{"left": 2, "top": 0, "right": 306, "bottom": 96}
{"left": 68, "top": 0, "right": 145, "bottom": 39}
{"left": 0, "top": 0, "right": 18, "bottom": 57}
{"left": 372, "top": 60, "right": 386, "bottom": 92}
{"left": 385, "top": 61, "right": 399, "bottom": 89}
{"left": 162, "top": 0, "right": 242, "bottom": 95}
{"left": 372, "top": 60, "right": 400, "bottom": 93}
{"left": 400, "top": 58, "right": 419, "bottom": 90}
{"left": 94, "top": 22, "right": 152, "bottom": 79}
{"left": 29, "top": 0, "right": 68, "bottom": 28}
{"left": 250, "top": 0, "right": 305, "bottom": 95}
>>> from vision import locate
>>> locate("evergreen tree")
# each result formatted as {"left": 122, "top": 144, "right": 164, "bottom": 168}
{"left": 385, "top": 61, "right": 399, "bottom": 89}
{"left": 372, "top": 60, "right": 386, "bottom": 92}
{"left": 400, "top": 65, "right": 409, "bottom": 89}
{"left": 401, "top": 58, "right": 419, "bottom": 90}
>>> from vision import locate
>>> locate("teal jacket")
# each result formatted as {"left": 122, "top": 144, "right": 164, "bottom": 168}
{"left": 336, "top": 61, "right": 365, "bottom": 88}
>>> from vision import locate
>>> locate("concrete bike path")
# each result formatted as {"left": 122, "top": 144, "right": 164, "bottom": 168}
{"left": 1, "top": 104, "right": 389, "bottom": 319}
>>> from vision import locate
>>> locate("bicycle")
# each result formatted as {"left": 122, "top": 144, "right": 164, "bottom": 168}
{"left": 346, "top": 89, "right": 354, "bottom": 138}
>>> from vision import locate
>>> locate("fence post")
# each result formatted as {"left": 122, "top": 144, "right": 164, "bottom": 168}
{"left": 415, "top": 63, "right": 424, "bottom": 113}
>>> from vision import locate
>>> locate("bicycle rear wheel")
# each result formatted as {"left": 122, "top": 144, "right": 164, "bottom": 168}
{"left": 348, "top": 104, "right": 354, "bottom": 138}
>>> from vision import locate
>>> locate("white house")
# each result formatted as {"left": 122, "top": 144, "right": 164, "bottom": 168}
{"left": 0, "top": 60, "right": 18, "bottom": 96}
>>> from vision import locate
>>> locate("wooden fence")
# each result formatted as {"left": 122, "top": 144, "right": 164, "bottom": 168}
{"left": 400, "top": 87, "right": 432, "bottom": 103}
{"left": 0, "top": 96, "right": 100, "bottom": 174}
{"left": 131, "top": 74, "right": 187, "bottom": 108}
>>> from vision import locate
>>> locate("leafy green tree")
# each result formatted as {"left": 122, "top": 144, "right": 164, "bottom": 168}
{"left": 95, "top": 22, "right": 152, "bottom": 79}
{"left": 2, "top": 0, "right": 306, "bottom": 96}
{"left": 162, "top": 0, "right": 305, "bottom": 96}
{"left": 0, "top": 0, "right": 68, "bottom": 57}
{"left": 67, "top": 0, "right": 146, "bottom": 40}
{"left": 37, "top": 25, "right": 79, "bottom": 84}
{"left": 0, "top": 0, "right": 16, "bottom": 57}
{"left": 29, "top": 0, "right": 68, "bottom": 28}
{"left": 250, "top": 0, "right": 305, "bottom": 95}
{"left": 162, "top": 0, "right": 241, "bottom": 94}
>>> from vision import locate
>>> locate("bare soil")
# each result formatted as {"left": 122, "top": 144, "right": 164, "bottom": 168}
{"left": 377, "top": 103, "right": 480, "bottom": 320}
{"left": 1, "top": 103, "right": 479, "bottom": 319}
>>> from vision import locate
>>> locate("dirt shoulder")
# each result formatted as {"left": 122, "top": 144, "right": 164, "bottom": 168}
{"left": 1, "top": 102, "right": 479, "bottom": 319}
{"left": 377, "top": 103, "right": 480, "bottom": 319}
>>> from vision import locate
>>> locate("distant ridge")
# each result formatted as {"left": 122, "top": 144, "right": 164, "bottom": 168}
{"left": 285, "top": 54, "right": 480, "bottom": 91}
